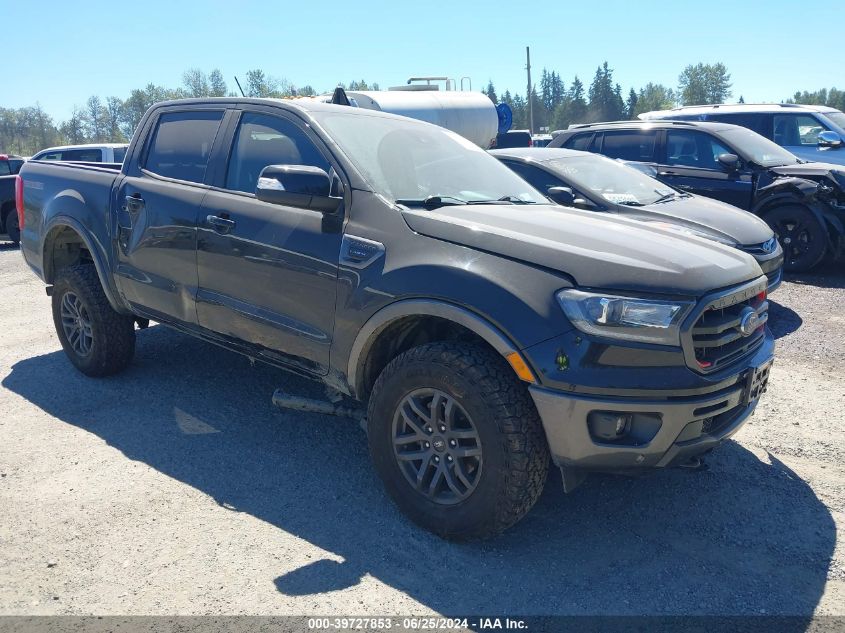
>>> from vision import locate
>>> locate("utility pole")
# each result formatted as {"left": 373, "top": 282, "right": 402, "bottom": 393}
{"left": 526, "top": 46, "right": 534, "bottom": 135}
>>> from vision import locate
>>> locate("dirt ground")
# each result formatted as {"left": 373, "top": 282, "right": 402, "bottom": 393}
{"left": 0, "top": 243, "right": 842, "bottom": 616}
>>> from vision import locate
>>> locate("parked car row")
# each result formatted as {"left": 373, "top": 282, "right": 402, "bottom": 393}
{"left": 16, "top": 97, "right": 777, "bottom": 539}
{"left": 550, "top": 118, "right": 845, "bottom": 272}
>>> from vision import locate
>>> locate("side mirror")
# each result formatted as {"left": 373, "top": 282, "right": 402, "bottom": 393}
{"left": 547, "top": 186, "right": 575, "bottom": 206}
{"left": 818, "top": 131, "right": 843, "bottom": 148}
{"left": 255, "top": 165, "right": 342, "bottom": 213}
{"left": 717, "top": 153, "right": 740, "bottom": 171}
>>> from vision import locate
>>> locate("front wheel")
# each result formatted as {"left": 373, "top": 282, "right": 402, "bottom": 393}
{"left": 52, "top": 264, "right": 136, "bottom": 376}
{"left": 367, "top": 342, "right": 549, "bottom": 540}
{"left": 764, "top": 204, "right": 827, "bottom": 272}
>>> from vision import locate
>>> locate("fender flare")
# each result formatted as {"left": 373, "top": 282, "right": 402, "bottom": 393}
{"left": 41, "top": 215, "right": 127, "bottom": 313}
{"left": 346, "top": 299, "right": 523, "bottom": 399}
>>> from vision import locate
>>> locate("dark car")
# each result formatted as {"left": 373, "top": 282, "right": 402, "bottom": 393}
{"left": 17, "top": 98, "right": 774, "bottom": 539}
{"left": 550, "top": 120, "right": 845, "bottom": 271}
{"left": 0, "top": 153, "right": 25, "bottom": 244}
{"left": 492, "top": 129, "right": 532, "bottom": 148}
{"left": 492, "top": 148, "right": 784, "bottom": 292}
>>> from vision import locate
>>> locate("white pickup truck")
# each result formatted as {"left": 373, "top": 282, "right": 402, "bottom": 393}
{"left": 31, "top": 143, "right": 128, "bottom": 163}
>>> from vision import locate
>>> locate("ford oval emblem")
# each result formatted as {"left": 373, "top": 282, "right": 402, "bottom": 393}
{"left": 739, "top": 308, "right": 760, "bottom": 337}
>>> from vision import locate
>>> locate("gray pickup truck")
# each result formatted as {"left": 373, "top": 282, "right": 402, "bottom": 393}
{"left": 18, "top": 98, "right": 775, "bottom": 539}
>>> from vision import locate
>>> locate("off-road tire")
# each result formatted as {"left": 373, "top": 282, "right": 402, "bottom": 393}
{"left": 764, "top": 204, "right": 827, "bottom": 273}
{"left": 367, "top": 341, "right": 549, "bottom": 540}
{"left": 4, "top": 209, "right": 19, "bottom": 245}
{"left": 52, "top": 264, "right": 135, "bottom": 376}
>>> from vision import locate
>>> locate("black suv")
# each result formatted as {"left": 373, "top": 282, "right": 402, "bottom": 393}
{"left": 550, "top": 120, "right": 845, "bottom": 271}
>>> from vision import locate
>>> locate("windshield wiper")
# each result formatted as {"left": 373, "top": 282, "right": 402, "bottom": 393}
{"left": 464, "top": 195, "right": 538, "bottom": 205}
{"left": 653, "top": 192, "right": 678, "bottom": 204}
{"left": 395, "top": 195, "right": 467, "bottom": 210}
{"left": 617, "top": 200, "right": 645, "bottom": 206}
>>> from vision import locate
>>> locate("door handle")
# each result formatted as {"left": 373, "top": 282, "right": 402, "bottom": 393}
{"left": 206, "top": 214, "right": 236, "bottom": 233}
{"left": 657, "top": 171, "right": 676, "bottom": 176}
{"left": 125, "top": 195, "right": 145, "bottom": 213}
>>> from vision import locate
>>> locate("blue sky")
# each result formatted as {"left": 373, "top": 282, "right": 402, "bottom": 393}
{"left": 3, "top": 0, "right": 844, "bottom": 122}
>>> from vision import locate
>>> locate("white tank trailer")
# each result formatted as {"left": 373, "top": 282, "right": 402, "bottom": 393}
{"left": 308, "top": 77, "right": 512, "bottom": 148}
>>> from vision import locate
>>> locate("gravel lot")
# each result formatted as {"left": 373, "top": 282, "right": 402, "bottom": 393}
{"left": 0, "top": 243, "right": 842, "bottom": 617}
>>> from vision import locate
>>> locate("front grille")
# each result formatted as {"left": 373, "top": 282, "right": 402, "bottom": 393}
{"left": 689, "top": 287, "right": 768, "bottom": 372}
{"left": 740, "top": 238, "right": 778, "bottom": 255}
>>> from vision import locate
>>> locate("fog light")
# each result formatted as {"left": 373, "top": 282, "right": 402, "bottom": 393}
{"left": 588, "top": 412, "right": 632, "bottom": 442}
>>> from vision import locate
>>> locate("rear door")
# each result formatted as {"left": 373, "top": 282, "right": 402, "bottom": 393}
{"left": 114, "top": 107, "right": 227, "bottom": 326}
{"left": 657, "top": 129, "right": 754, "bottom": 208}
{"left": 595, "top": 129, "right": 660, "bottom": 173}
{"left": 195, "top": 107, "right": 343, "bottom": 375}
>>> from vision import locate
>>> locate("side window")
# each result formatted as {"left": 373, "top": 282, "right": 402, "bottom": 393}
{"left": 62, "top": 148, "right": 103, "bottom": 162}
{"left": 9, "top": 159, "right": 24, "bottom": 174}
{"left": 600, "top": 131, "right": 656, "bottom": 161}
{"left": 564, "top": 133, "right": 594, "bottom": 151}
{"left": 225, "top": 112, "right": 330, "bottom": 194}
{"left": 666, "top": 130, "right": 733, "bottom": 170}
{"left": 39, "top": 152, "right": 62, "bottom": 161}
{"left": 708, "top": 113, "right": 767, "bottom": 136}
{"left": 503, "top": 160, "right": 560, "bottom": 193}
{"left": 144, "top": 111, "right": 224, "bottom": 184}
{"left": 773, "top": 114, "right": 829, "bottom": 146}
{"left": 112, "top": 147, "right": 127, "bottom": 163}
{"left": 0, "top": 162, "right": 10, "bottom": 176}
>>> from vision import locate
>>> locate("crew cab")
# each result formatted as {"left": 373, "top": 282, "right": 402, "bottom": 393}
{"left": 31, "top": 143, "right": 128, "bottom": 164}
{"left": 18, "top": 98, "right": 774, "bottom": 539}
{"left": 551, "top": 120, "right": 845, "bottom": 271}
{"left": 0, "top": 154, "right": 25, "bottom": 244}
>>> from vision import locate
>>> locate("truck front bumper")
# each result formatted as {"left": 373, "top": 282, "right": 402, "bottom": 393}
{"left": 529, "top": 358, "right": 773, "bottom": 473}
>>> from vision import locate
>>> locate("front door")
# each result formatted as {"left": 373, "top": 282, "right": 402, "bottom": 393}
{"left": 196, "top": 110, "right": 343, "bottom": 375}
{"left": 658, "top": 129, "right": 754, "bottom": 209}
{"left": 114, "top": 108, "right": 226, "bottom": 326}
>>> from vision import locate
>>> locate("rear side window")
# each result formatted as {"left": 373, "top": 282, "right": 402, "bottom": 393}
{"left": 225, "top": 112, "right": 330, "bottom": 194}
{"left": 145, "top": 111, "right": 224, "bottom": 184}
{"left": 563, "top": 133, "right": 594, "bottom": 151}
{"left": 707, "top": 113, "right": 767, "bottom": 136}
{"left": 0, "top": 162, "right": 10, "bottom": 176}
{"left": 62, "top": 148, "right": 103, "bottom": 162}
{"left": 600, "top": 131, "right": 656, "bottom": 161}
{"left": 9, "top": 159, "right": 24, "bottom": 174}
{"left": 38, "top": 152, "right": 62, "bottom": 161}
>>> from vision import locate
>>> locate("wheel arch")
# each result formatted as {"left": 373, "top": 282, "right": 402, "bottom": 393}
{"left": 41, "top": 216, "right": 125, "bottom": 313}
{"left": 347, "top": 299, "right": 529, "bottom": 401}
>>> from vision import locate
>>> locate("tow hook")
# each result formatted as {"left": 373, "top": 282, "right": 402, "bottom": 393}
{"left": 676, "top": 455, "right": 708, "bottom": 471}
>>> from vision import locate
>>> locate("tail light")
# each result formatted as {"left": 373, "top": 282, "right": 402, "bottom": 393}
{"left": 15, "top": 175, "right": 24, "bottom": 230}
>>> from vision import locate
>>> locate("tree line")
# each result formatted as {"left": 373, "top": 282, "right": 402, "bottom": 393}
{"left": 1, "top": 62, "right": 842, "bottom": 154}
{"left": 0, "top": 68, "right": 379, "bottom": 155}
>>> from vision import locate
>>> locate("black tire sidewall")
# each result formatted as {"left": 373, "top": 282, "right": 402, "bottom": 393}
{"left": 765, "top": 204, "right": 827, "bottom": 272}
{"left": 51, "top": 266, "right": 134, "bottom": 376}
{"left": 368, "top": 350, "right": 518, "bottom": 537}
{"left": 5, "top": 211, "right": 19, "bottom": 245}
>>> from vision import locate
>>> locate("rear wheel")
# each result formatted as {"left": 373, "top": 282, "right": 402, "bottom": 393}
{"left": 764, "top": 204, "right": 827, "bottom": 272}
{"left": 4, "top": 210, "right": 19, "bottom": 245}
{"left": 367, "top": 341, "right": 549, "bottom": 540}
{"left": 52, "top": 264, "right": 136, "bottom": 376}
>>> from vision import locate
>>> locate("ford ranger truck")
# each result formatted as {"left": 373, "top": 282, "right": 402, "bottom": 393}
{"left": 17, "top": 98, "right": 775, "bottom": 539}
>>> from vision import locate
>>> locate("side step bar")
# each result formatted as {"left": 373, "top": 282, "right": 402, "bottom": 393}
{"left": 272, "top": 389, "right": 367, "bottom": 426}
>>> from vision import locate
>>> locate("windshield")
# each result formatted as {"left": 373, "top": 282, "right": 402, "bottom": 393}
{"left": 719, "top": 127, "right": 801, "bottom": 166}
{"left": 546, "top": 154, "right": 676, "bottom": 206}
{"left": 824, "top": 111, "right": 845, "bottom": 130}
{"left": 314, "top": 112, "right": 546, "bottom": 205}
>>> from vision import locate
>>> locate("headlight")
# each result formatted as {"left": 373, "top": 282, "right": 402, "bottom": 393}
{"left": 557, "top": 289, "right": 694, "bottom": 345}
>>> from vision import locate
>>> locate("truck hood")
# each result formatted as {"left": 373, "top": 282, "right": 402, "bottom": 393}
{"left": 401, "top": 204, "right": 762, "bottom": 296}
{"left": 622, "top": 194, "right": 774, "bottom": 247}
